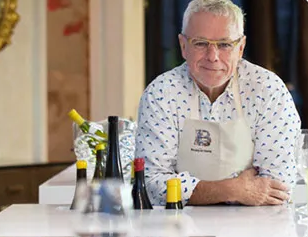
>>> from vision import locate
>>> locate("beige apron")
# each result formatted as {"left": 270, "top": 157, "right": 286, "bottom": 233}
{"left": 177, "top": 75, "right": 254, "bottom": 181}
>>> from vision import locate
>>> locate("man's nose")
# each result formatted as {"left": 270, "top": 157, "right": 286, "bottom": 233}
{"left": 205, "top": 44, "right": 219, "bottom": 62}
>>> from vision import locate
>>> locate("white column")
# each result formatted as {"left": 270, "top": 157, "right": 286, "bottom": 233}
{"left": 89, "top": 0, "right": 145, "bottom": 121}
{"left": 32, "top": 0, "right": 47, "bottom": 163}
{"left": 123, "top": 0, "right": 145, "bottom": 120}
{"left": 0, "top": 0, "right": 47, "bottom": 164}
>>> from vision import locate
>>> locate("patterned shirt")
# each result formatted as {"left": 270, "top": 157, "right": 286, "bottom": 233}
{"left": 135, "top": 59, "right": 301, "bottom": 206}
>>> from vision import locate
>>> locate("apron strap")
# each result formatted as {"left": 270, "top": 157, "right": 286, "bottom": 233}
{"left": 231, "top": 73, "right": 244, "bottom": 118}
{"left": 191, "top": 82, "right": 201, "bottom": 120}
{"left": 190, "top": 72, "right": 244, "bottom": 119}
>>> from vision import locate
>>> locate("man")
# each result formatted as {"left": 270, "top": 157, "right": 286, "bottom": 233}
{"left": 135, "top": 0, "right": 301, "bottom": 206}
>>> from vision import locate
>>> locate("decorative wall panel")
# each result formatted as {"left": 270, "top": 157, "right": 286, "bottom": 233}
{"left": 47, "top": 0, "right": 89, "bottom": 162}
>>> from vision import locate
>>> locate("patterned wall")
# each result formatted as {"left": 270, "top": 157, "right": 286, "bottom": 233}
{"left": 47, "top": 0, "right": 89, "bottom": 162}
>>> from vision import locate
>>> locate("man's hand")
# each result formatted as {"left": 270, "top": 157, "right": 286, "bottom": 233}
{"left": 233, "top": 168, "right": 289, "bottom": 206}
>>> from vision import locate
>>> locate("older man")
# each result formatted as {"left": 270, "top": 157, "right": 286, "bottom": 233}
{"left": 135, "top": 0, "right": 301, "bottom": 206}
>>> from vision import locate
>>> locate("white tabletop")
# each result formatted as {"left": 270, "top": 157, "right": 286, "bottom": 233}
{"left": 35, "top": 164, "right": 308, "bottom": 237}
{"left": 0, "top": 204, "right": 305, "bottom": 237}
{"left": 39, "top": 164, "right": 308, "bottom": 205}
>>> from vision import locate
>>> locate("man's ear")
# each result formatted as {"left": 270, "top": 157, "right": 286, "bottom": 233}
{"left": 178, "top": 34, "right": 187, "bottom": 60}
{"left": 238, "top": 35, "right": 246, "bottom": 58}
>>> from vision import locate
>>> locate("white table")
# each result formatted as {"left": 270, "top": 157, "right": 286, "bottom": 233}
{"left": 39, "top": 164, "right": 77, "bottom": 205}
{"left": 0, "top": 204, "right": 305, "bottom": 237}
{"left": 39, "top": 164, "right": 308, "bottom": 205}
{"left": 4, "top": 165, "right": 307, "bottom": 237}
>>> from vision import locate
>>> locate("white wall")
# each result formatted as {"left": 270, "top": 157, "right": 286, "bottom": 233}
{"left": 89, "top": 0, "right": 145, "bottom": 121}
{"left": 0, "top": 0, "right": 47, "bottom": 165}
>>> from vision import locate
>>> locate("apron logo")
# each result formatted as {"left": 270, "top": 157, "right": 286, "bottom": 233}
{"left": 194, "top": 129, "right": 211, "bottom": 147}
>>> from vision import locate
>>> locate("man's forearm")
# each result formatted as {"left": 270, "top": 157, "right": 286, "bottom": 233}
{"left": 187, "top": 178, "right": 237, "bottom": 205}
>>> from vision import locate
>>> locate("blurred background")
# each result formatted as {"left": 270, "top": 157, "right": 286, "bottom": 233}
{"left": 0, "top": 0, "right": 308, "bottom": 206}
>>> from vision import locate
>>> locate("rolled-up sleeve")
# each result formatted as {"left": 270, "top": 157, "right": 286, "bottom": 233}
{"left": 253, "top": 73, "right": 301, "bottom": 190}
{"left": 135, "top": 81, "right": 200, "bottom": 206}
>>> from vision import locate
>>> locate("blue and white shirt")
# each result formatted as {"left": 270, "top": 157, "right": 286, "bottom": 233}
{"left": 135, "top": 59, "right": 301, "bottom": 206}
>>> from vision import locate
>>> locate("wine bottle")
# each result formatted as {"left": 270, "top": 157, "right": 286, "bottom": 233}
{"left": 92, "top": 143, "right": 106, "bottom": 183}
{"left": 70, "top": 160, "right": 87, "bottom": 210}
{"left": 176, "top": 178, "right": 183, "bottom": 209}
{"left": 130, "top": 160, "right": 135, "bottom": 185}
{"left": 104, "top": 116, "right": 124, "bottom": 181}
{"left": 68, "top": 109, "right": 108, "bottom": 140}
{"left": 165, "top": 179, "right": 180, "bottom": 209}
{"left": 132, "top": 158, "right": 153, "bottom": 209}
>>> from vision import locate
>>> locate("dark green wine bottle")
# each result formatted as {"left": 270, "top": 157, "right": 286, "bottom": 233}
{"left": 130, "top": 160, "right": 135, "bottom": 185}
{"left": 70, "top": 160, "right": 87, "bottom": 210}
{"left": 104, "top": 116, "right": 123, "bottom": 181}
{"left": 92, "top": 143, "right": 106, "bottom": 183}
{"left": 165, "top": 179, "right": 180, "bottom": 209}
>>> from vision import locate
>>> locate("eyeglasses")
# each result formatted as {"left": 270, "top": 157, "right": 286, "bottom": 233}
{"left": 182, "top": 34, "right": 244, "bottom": 53}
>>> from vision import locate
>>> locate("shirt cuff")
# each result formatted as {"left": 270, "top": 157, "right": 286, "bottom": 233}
{"left": 178, "top": 172, "right": 200, "bottom": 206}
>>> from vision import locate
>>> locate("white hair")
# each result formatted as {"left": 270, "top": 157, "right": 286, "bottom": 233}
{"left": 182, "top": 0, "right": 245, "bottom": 36}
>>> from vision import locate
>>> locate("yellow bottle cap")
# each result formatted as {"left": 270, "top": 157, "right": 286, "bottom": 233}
{"left": 171, "top": 178, "right": 182, "bottom": 200}
{"left": 68, "top": 109, "right": 85, "bottom": 126}
{"left": 166, "top": 179, "right": 178, "bottom": 203}
{"left": 76, "top": 160, "right": 87, "bottom": 169}
{"left": 96, "top": 143, "right": 107, "bottom": 151}
{"left": 131, "top": 160, "right": 135, "bottom": 178}
{"left": 167, "top": 179, "right": 178, "bottom": 187}
{"left": 176, "top": 178, "right": 182, "bottom": 200}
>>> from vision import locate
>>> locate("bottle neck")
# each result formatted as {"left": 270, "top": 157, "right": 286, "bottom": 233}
{"left": 80, "top": 121, "right": 90, "bottom": 132}
{"left": 105, "top": 119, "right": 123, "bottom": 180}
{"left": 96, "top": 150, "right": 103, "bottom": 163}
{"left": 108, "top": 121, "right": 119, "bottom": 143}
{"left": 134, "top": 170, "right": 145, "bottom": 186}
{"left": 107, "top": 121, "right": 120, "bottom": 159}
{"left": 76, "top": 168, "right": 87, "bottom": 181}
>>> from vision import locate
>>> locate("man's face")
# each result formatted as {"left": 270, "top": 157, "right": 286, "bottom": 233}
{"left": 179, "top": 11, "right": 246, "bottom": 92}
